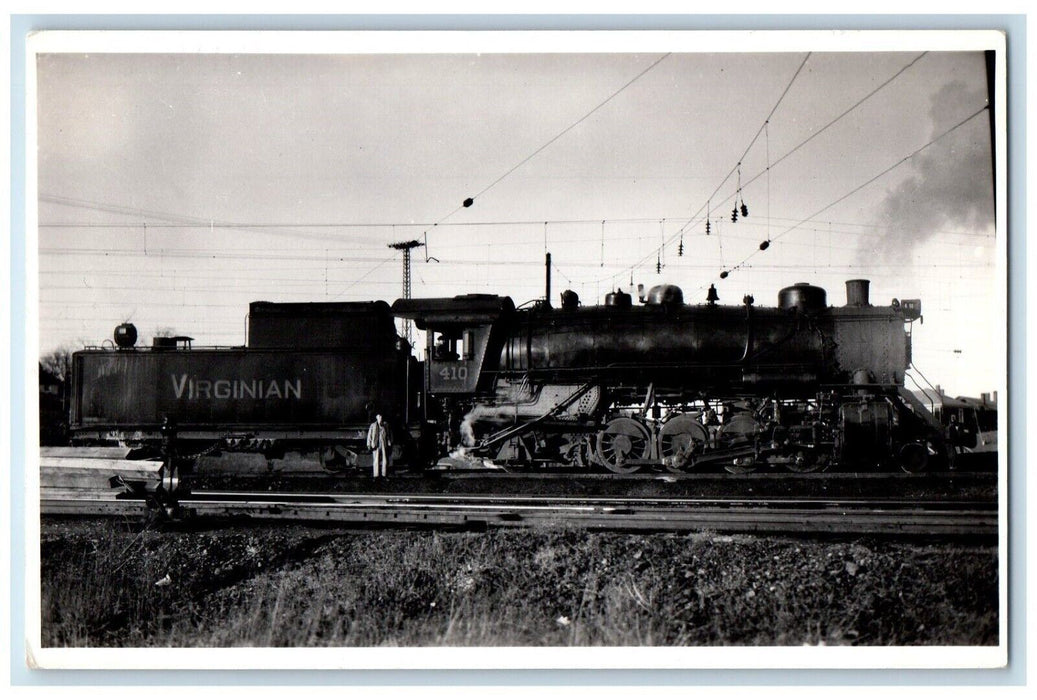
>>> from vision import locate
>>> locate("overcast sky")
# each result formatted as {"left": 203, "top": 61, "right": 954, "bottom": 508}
{"left": 34, "top": 33, "right": 1000, "bottom": 396}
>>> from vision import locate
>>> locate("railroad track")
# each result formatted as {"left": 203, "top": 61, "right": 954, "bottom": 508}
{"left": 38, "top": 448, "right": 998, "bottom": 536}
{"left": 40, "top": 490, "right": 998, "bottom": 537}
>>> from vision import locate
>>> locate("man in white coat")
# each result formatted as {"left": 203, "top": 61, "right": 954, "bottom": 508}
{"left": 367, "top": 413, "right": 393, "bottom": 477}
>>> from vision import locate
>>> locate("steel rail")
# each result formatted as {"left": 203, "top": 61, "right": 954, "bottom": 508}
{"left": 427, "top": 470, "right": 996, "bottom": 480}
{"left": 40, "top": 491, "right": 998, "bottom": 537}
{"left": 188, "top": 490, "right": 993, "bottom": 510}
{"left": 41, "top": 499, "right": 151, "bottom": 517}
{"left": 180, "top": 499, "right": 997, "bottom": 536}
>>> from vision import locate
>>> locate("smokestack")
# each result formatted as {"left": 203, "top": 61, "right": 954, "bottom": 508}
{"left": 845, "top": 279, "right": 871, "bottom": 307}
{"left": 545, "top": 252, "right": 552, "bottom": 307}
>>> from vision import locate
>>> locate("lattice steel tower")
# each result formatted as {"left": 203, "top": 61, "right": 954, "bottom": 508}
{"left": 388, "top": 239, "right": 422, "bottom": 343}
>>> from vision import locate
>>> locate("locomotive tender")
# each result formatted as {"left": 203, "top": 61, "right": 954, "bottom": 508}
{"left": 71, "top": 301, "right": 419, "bottom": 469}
{"left": 69, "top": 279, "right": 948, "bottom": 474}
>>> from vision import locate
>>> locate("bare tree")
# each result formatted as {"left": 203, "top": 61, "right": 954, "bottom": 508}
{"left": 39, "top": 344, "right": 81, "bottom": 446}
{"left": 39, "top": 344, "right": 77, "bottom": 382}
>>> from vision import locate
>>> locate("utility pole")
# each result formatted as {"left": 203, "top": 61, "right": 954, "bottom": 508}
{"left": 388, "top": 239, "right": 422, "bottom": 343}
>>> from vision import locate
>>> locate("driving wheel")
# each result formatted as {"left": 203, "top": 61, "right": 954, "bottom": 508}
{"left": 659, "top": 414, "right": 709, "bottom": 472}
{"left": 595, "top": 417, "right": 652, "bottom": 474}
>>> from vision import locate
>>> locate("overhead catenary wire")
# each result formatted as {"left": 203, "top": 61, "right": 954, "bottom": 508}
{"left": 38, "top": 213, "right": 995, "bottom": 240}
{"left": 417, "top": 53, "right": 673, "bottom": 239}
{"left": 37, "top": 260, "right": 991, "bottom": 290}
{"left": 45, "top": 79, "right": 988, "bottom": 275}
{"left": 39, "top": 261, "right": 993, "bottom": 317}
{"left": 693, "top": 104, "right": 991, "bottom": 291}
{"left": 38, "top": 193, "right": 384, "bottom": 246}
{"left": 40, "top": 260, "right": 993, "bottom": 296}
{"left": 584, "top": 51, "right": 934, "bottom": 288}
{"left": 330, "top": 254, "right": 397, "bottom": 300}
{"left": 40, "top": 52, "right": 951, "bottom": 293}
{"left": 765, "top": 121, "right": 771, "bottom": 247}
{"left": 37, "top": 256, "right": 981, "bottom": 295}
{"left": 715, "top": 52, "right": 932, "bottom": 226}
{"left": 39, "top": 225, "right": 988, "bottom": 269}
{"left": 590, "top": 52, "right": 812, "bottom": 287}
{"left": 39, "top": 260, "right": 995, "bottom": 312}
{"left": 40, "top": 257, "right": 993, "bottom": 313}
{"left": 466, "top": 54, "right": 672, "bottom": 207}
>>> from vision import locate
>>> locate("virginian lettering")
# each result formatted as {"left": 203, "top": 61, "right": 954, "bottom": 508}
{"left": 170, "top": 374, "right": 302, "bottom": 400}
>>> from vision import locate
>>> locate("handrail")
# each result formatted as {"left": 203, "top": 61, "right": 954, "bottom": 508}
{"left": 905, "top": 372, "right": 936, "bottom": 414}
{"left": 908, "top": 362, "right": 942, "bottom": 410}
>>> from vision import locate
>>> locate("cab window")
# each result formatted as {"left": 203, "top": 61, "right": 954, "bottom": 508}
{"left": 432, "top": 333, "right": 460, "bottom": 361}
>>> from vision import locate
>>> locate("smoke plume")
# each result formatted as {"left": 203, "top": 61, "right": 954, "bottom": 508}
{"left": 863, "top": 81, "right": 994, "bottom": 264}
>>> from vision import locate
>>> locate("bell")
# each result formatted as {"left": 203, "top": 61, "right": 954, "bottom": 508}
{"left": 678, "top": 240, "right": 684, "bottom": 256}
{"left": 741, "top": 203, "right": 749, "bottom": 217}
{"left": 705, "top": 220, "right": 711, "bottom": 235}
{"left": 706, "top": 284, "right": 719, "bottom": 304}
{"left": 731, "top": 208, "right": 738, "bottom": 223}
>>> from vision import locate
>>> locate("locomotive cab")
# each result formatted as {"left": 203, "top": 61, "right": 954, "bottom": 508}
{"left": 392, "top": 294, "right": 515, "bottom": 395}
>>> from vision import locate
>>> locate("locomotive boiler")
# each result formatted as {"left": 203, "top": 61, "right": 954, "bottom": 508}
{"left": 394, "top": 279, "right": 946, "bottom": 473}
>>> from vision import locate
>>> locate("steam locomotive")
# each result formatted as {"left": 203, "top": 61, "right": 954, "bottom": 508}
{"left": 68, "top": 279, "right": 950, "bottom": 474}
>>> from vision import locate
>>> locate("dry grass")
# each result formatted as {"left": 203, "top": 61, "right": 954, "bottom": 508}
{"left": 40, "top": 520, "right": 999, "bottom": 647}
